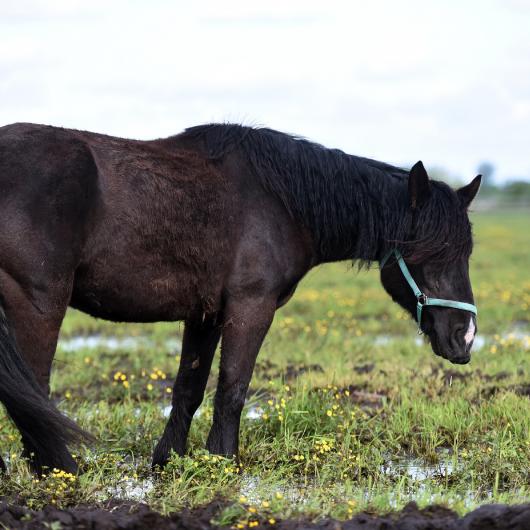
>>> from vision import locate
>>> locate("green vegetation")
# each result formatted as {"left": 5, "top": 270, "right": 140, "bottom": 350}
{"left": 0, "top": 210, "right": 529, "bottom": 523}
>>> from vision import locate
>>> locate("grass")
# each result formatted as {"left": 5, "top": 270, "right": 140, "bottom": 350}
{"left": 0, "top": 210, "right": 529, "bottom": 524}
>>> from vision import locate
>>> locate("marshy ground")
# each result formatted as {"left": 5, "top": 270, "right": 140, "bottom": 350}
{"left": 0, "top": 210, "right": 529, "bottom": 528}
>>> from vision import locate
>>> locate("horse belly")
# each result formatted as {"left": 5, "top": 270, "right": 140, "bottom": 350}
{"left": 71, "top": 259, "right": 220, "bottom": 323}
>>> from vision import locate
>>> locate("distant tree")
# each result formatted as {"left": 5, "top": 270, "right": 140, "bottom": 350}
{"left": 477, "top": 162, "right": 495, "bottom": 188}
{"left": 502, "top": 180, "right": 530, "bottom": 205}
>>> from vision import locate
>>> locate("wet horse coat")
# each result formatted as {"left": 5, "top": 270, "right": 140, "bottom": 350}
{"left": 0, "top": 123, "right": 480, "bottom": 473}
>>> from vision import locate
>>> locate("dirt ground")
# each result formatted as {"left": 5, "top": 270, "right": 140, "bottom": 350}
{"left": 1, "top": 500, "right": 530, "bottom": 530}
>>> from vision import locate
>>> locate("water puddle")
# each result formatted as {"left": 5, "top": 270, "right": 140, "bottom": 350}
{"left": 373, "top": 333, "right": 525, "bottom": 352}
{"left": 381, "top": 452, "right": 459, "bottom": 481}
{"left": 161, "top": 405, "right": 202, "bottom": 419}
{"left": 245, "top": 405, "right": 263, "bottom": 420}
{"left": 58, "top": 330, "right": 526, "bottom": 356}
{"left": 58, "top": 334, "right": 182, "bottom": 353}
{"left": 472, "top": 335, "right": 486, "bottom": 350}
{"left": 105, "top": 477, "right": 154, "bottom": 502}
{"left": 157, "top": 404, "right": 260, "bottom": 420}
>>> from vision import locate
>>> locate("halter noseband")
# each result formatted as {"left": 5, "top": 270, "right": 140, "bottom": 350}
{"left": 380, "top": 249, "right": 477, "bottom": 330}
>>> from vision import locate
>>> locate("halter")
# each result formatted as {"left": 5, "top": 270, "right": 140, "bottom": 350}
{"left": 380, "top": 249, "right": 477, "bottom": 330}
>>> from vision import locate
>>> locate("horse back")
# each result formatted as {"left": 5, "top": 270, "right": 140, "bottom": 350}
{"left": 0, "top": 123, "right": 310, "bottom": 325}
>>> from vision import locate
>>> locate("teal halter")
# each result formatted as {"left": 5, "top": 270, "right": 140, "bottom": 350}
{"left": 380, "top": 249, "right": 477, "bottom": 329}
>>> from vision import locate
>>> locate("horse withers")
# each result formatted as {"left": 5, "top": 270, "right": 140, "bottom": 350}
{"left": 0, "top": 123, "right": 481, "bottom": 474}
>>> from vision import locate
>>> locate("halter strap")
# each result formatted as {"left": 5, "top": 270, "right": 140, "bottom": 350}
{"left": 380, "top": 249, "right": 477, "bottom": 328}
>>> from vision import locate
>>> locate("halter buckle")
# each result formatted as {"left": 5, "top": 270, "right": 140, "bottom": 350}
{"left": 417, "top": 293, "right": 428, "bottom": 306}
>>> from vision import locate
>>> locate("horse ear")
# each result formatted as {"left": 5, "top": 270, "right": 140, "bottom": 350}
{"left": 408, "top": 161, "right": 431, "bottom": 209}
{"left": 457, "top": 175, "right": 482, "bottom": 208}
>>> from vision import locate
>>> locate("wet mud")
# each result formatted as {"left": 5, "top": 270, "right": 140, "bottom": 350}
{"left": 2, "top": 500, "right": 530, "bottom": 530}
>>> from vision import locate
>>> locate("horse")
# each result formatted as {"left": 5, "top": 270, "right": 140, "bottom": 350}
{"left": 0, "top": 122, "right": 481, "bottom": 475}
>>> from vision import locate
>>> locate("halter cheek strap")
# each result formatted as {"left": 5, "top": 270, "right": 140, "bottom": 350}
{"left": 380, "top": 249, "right": 477, "bottom": 329}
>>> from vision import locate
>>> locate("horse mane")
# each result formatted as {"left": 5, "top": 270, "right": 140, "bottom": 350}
{"left": 178, "top": 123, "right": 473, "bottom": 266}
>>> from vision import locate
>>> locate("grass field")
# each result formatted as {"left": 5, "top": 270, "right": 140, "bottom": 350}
{"left": 0, "top": 210, "right": 529, "bottom": 525}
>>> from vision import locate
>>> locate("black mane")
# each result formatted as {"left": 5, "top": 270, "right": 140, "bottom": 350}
{"left": 179, "top": 124, "right": 473, "bottom": 265}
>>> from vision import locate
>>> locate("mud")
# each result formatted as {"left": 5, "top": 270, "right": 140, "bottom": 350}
{"left": 481, "top": 383, "right": 530, "bottom": 399}
{"left": 254, "top": 360, "right": 325, "bottom": 380}
{"left": 1, "top": 500, "right": 530, "bottom": 529}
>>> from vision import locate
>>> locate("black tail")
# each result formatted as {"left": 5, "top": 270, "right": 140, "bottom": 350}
{"left": 0, "top": 302, "right": 92, "bottom": 474}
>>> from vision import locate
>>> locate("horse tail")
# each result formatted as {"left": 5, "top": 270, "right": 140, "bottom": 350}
{"left": 0, "top": 299, "right": 92, "bottom": 474}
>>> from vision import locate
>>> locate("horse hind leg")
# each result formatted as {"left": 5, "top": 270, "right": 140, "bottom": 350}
{"left": 0, "top": 271, "right": 89, "bottom": 474}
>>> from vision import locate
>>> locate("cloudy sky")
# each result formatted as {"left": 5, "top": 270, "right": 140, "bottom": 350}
{"left": 1, "top": 0, "right": 529, "bottom": 183}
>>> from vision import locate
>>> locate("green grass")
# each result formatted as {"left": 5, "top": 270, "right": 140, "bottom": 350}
{"left": 0, "top": 210, "right": 529, "bottom": 523}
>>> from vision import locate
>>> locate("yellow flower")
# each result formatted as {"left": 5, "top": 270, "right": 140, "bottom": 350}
{"left": 147, "top": 383, "right": 154, "bottom": 391}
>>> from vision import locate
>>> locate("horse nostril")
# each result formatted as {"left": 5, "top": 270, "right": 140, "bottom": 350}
{"left": 452, "top": 323, "right": 474, "bottom": 354}
{"left": 452, "top": 325, "right": 466, "bottom": 342}
{"left": 451, "top": 324, "right": 469, "bottom": 352}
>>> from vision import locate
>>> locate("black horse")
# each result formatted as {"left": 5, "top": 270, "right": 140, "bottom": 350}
{"left": 0, "top": 122, "right": 481, "bottom": 475}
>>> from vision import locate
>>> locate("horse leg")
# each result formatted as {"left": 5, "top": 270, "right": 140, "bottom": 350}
{"left": 0, "top": 271, "right": 79, "bottom": 474}
{"left": 152, "top": 316, "right": 221, "bottom": 468}
{"left": 206, "top": 296, "right": 276, "bottom": 456}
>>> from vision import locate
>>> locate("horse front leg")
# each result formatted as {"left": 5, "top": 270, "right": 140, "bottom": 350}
{"left": 152, "top": 316, "right": 221, "bottom": 469}
{"left": 206, "top": 296, "right": 276, "bottom": 457}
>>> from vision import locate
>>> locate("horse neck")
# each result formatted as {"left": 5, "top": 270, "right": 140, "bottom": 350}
{"left": 313, "top": 164, "right": 411, "bottom": 265}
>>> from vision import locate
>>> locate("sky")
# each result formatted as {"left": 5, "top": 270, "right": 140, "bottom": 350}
{"left": 1, "top": 0, "right": 529, "bottom": 184}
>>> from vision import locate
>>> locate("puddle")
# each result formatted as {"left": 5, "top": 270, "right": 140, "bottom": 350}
{"left": 373, "top": 332, "right": 529, "bottom": 352}
{"left": 381, "top": 453, "right": 459, "bottom": 481}
{"left": 58, "top": 334, "right": 182, "bottom": 353}
{"left": 159, "top": 405, "right": 202, "bottom": 418}
{"left": 158, "top": 404, "right": 259, "bottom": 420}
{"left": 374, "top": 335, "right": 437, "bottom": 347}
{"left": 59, "top": 330, "right": 526, "bottom": 356}
{"left": 105, "top": 477, "right": 154, "bottom": 502}
{"left": 473, "top": 335, "right": 486, "bottom": 350}
{"left": 245, "top": 405, "right": 263, "bottom": 420}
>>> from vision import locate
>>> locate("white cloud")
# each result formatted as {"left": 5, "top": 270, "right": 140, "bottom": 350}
{"left": 0, "top": 0, "right": 529, "bottom": 182}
